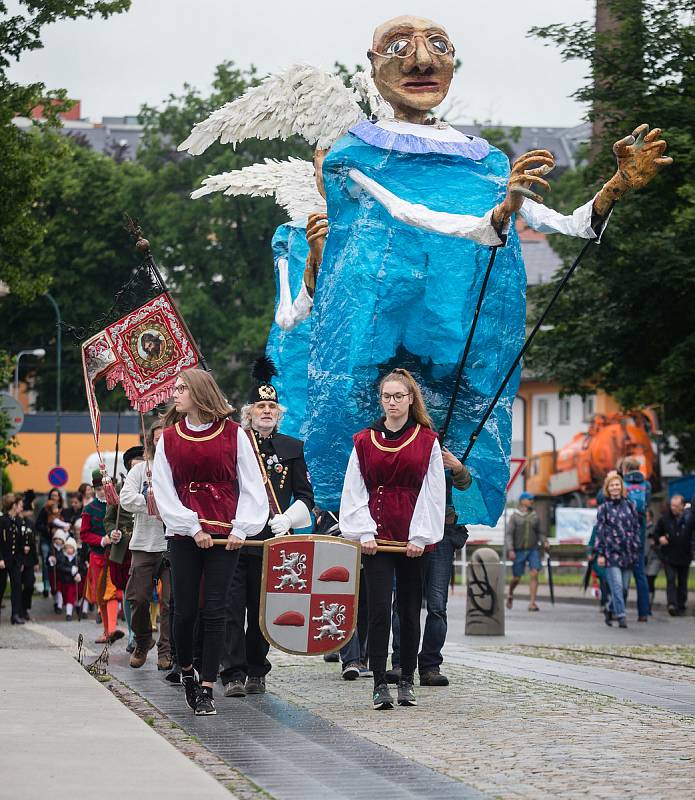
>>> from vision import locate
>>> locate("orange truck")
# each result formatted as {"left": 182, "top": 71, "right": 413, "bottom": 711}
{"left": 526, "top": 409, "right": 660, "bottom": 505}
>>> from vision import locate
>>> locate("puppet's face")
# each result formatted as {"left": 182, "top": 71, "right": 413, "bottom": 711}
{"left": 369, "top": 16, "right": 455, "bottom": 122}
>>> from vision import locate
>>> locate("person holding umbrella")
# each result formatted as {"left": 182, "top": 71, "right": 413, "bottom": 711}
{"left": 506, "top": 492, "right": 548, "bottom": 611}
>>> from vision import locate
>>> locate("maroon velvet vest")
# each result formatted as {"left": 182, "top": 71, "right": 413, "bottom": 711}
{"left": 163, "top": 417, "right": 240, "bottom": 538}
{"left": 353, "top": 424, "right": 437, "bottom": 545}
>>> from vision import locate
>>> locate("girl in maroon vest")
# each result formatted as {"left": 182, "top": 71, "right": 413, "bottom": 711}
{"left": 153, "top": 369, "right": 268, "bottom": 716}
{"left": 340, "top": 368, "right": 445, "bottom": 710}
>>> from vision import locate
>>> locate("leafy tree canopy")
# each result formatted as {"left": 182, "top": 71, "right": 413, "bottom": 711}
{"left": 526, "top": 0, "right": 695, "bottom": 469}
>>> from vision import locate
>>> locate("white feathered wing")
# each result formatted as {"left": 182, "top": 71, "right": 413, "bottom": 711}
{"left": 178, "top": 64, "right": 367, "bottom": 155}
{"left": 191, "top": 157, "right": 326, "bottom": 219}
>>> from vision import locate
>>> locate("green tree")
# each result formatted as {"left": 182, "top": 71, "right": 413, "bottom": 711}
{"left": 0, "top": 132, "right": 148, "bottom": 410}
{"left": 136, "top": 61, "right": 313, "bottom": 404}
{"left": 0, "top": 0, "right": 132, "bottom": 299}
{"left": 526, "top": 0, "right": 695, "bottom": 468}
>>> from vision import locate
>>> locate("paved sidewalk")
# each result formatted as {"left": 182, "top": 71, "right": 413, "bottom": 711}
{"left": 0, "top": 644, "right": 234, "bottom": 800}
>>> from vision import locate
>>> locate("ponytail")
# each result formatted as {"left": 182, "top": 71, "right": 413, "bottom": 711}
{"left": 379, "top": 368, "right": 434, "bottom": 430}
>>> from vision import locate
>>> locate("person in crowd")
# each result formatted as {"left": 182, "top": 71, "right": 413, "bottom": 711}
{"left": 644, "top": 509, "right": 661, "bottom": 606}
{"left": 121, "top": 428, "right": 173, "bottom": 671}
{"left": 61, "top": 492, "right": 84, "bottom": 543}
{"left": 81, "top": 470, "right": 124, "bottom": 643}
{"left": 220, "top": 358, "right": 314, "bottom": 698}
{"left": 621, "top": 457, "right": 652, "bottom": 621}
{"left": 104, "top": 446, "right": 143, "bottom": 654}
{"left": 594, "top": 472, "right": 642, "bottom": 628}
{"left": 152, "top": 369, "right": 268, "bottom": 717}
{"left": 0, "top": 493, "right": 28, "bottom": 625}
{"left": 505, "top": 492, "right": 548, "bottom": 612}
{"left": 340, "top": 368, "right": 445, "bottom": 710}
{"left": 78, "top": 482, "right": 95, "bottom": 505}
{"left": 19, "top": 492, "right": 38, "bottom": 621}
{"left": 35, "top": 488, "right": 67, "bottom": 597}
{"left": 655, "top": 494, "right": 693, "bottom": 616}
{"left": 55, "top": 536, "right": 83, "bottom": 620}
{"left": 384, "top": 450, "right": 471, "bottom": 687}
{"left": 47, "top": 530, "right": 66, "bottom": 612}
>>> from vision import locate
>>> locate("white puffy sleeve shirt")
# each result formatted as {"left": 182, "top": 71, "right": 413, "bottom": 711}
{"left": 152, "top": 420, "right": 269, "bottom": 539}
{"left": 339, "top": 437, "right": 446, "bottom": 550}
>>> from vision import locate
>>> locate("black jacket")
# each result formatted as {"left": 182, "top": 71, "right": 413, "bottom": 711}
{"left": 0, "top": 513, "right": 24, "bottom": 563}
{"left": 18, "top": 519, "right": 38, "bottom": 567}
{"left": 655, "top": 510, "right": 693, "bottom": 566}
{"left": 55, "top": 550, "right": 82, "bottom": 584}
{"left": 249, "top": 430, "right": 314, "bottom": 550}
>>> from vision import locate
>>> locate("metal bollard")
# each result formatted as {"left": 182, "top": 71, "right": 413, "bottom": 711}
{"left": 465, "top": 547, "right": 505, "bottom": 636}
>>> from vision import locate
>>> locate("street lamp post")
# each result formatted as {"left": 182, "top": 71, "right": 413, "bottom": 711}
{"left": 13, "top": 348, "right": 46, "bottom": 399}
{"left": 45, "top": 293, "right": 62, "bottom": 466}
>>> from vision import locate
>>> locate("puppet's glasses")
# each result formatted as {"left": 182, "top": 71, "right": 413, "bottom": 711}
{"left": 370, "top": 34, "right": 454, "bottom": 60}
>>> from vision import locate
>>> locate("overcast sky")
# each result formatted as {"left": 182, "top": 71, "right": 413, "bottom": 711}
{"left": 8, "top": 0, "right": 594, "bottom": 127}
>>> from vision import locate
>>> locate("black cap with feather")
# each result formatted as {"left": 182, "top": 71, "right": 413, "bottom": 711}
{"left": 248, "top": 355, "right": 279, "bottom": 404}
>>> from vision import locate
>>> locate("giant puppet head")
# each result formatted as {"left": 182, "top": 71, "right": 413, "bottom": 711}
{"left": 368, "top": 15, "right": 455, "bottom": 123}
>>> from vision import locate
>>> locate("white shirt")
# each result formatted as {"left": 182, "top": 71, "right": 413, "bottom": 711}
{"left": 339, "top": 436, "right": 446, "bottom": 550}
{"left": 152, "top": 419, "right": 269, "bottom": 540}
{"left": 119, "top": 460, "right": 166, "bottom": 553}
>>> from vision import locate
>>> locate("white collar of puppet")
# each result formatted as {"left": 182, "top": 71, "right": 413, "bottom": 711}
{"left": 349, "top": 118, "right": 490, "bottom": 160}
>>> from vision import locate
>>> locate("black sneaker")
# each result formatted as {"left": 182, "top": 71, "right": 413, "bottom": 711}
{"left": 373, "top": 683, "right": 394, "bottom": 710}
{"left": 194, "top": 688, "right": 216, "bottom": 716}
{"left": 65, "top": 614, "right": 72, "bottom": 622}
{"left": 165, "top": 668, "right": 182, "bottom": 686}
{"left": 341, "top": 662, "right": 360, "bottom": 681}
{"left": 618, "top": 617, "right": 628, "bottom": 629}
{"left": 397, "top": 680, "right": 417, "bottom": 707}
{"left": 245, "top": 676, "right": 266, "bottom": 694}
{"left": 323, "top": 652, "right": 339, "bottom": 663}
{"left": 384, "top": 666, "right": 401, "bottom": 684}
{"left": 223, "top": 680, "right": 247, "bottom": 698}
{"left": 419, "top": 669, "right": 449, "bottom": 687}
{"left": 182, "top": 670, "right": 201, "bottom": 710}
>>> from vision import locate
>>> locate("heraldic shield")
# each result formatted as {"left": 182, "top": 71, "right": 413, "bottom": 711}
{"left": 260, "top": 535, "right": 361, "bottom": 656}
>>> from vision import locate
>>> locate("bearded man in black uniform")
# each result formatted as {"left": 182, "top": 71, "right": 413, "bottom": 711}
{"left": 220, "top": 357, "right": 314, "bottom": 697}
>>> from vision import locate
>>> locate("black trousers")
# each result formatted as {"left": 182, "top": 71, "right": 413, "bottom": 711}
{"left": 664, "top": 562, "right": 690, "bottom": 610}
{"left": 0, "top": 560, "right": 22, "bottom": 618}
{"left": 220, "top": 553, "right": 270, "bottom": 682}
{"left": 169, "top": 537, "right": 240, "bottom": 683}
{"left": 363, "top": 552, "right": 424, "bottom": 684}
{"left": 20, "top": 563, "right": 35, "bottom": 612}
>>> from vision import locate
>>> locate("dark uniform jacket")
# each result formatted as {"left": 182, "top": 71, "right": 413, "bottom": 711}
{"left": 0, "top": 513, "right": 24, "bottom": 565}
{"left": 248, "top": 429, "right": 314, "bottom": 553}
{"left": 655, "top": 510, "right": 693, "bottom": 566}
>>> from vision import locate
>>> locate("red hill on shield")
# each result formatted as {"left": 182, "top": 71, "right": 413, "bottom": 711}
{"left": 260, "top": 535, "right": 361, "bottom": 656}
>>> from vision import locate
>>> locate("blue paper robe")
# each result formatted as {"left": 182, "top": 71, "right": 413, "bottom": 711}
{"left": 304, "top": 122, "right": 525, "bottom": 526}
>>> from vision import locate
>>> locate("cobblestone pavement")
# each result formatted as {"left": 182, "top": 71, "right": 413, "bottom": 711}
{"left": 494, "top": 644, "right": 695, "bottom": 685}
{"left": 267, "top": 650, "right": 695, "bottom": 799}
{"left": 6, "top": 595, "right": 695, "bottom": 799}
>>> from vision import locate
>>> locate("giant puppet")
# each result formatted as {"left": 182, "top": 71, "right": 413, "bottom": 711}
{"left": 181, "top": 16, "right": 671, "bottom": 525}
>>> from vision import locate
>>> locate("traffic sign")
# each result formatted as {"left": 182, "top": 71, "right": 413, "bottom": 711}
{"left": 48, "top": 466, "right": 69, "bottom": 488}
{"left": 0, "top": 391, "right": 25, "bottom": 437}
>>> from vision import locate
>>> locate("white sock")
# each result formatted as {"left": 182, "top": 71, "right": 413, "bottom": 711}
{"left": 55, "top": 591, "right": 63, "bottom": 609}
{"left": 65, "top": 603, "right": 74, "bottom": 616}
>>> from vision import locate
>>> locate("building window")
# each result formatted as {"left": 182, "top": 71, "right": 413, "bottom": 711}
{"left": 582, "top": 396, "right": 595, "bottom": 423}
{"left": 537, "top": 398, "right": 548, "bottom": 426}
{"left": 559, "top": 397, "right": 571, "bottom": 425}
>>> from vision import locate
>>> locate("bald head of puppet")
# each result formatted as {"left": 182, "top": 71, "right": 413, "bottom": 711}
{"left": 368, "top": 15, "right": 455, "bottom": 124}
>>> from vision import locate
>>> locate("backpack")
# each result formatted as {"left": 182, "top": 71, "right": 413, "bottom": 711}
{"left": 626, "top": 479, "right": 648, "bottom": 518}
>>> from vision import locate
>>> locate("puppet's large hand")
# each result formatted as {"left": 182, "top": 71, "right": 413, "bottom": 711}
{"left": 593, "top": 124, "right": 673, "bottom": 216}
{"left": 492, "top": 150, "right": 555, "bottom": 233}
{"left": 303, "top": 212, "right": 328, "bottom": 296}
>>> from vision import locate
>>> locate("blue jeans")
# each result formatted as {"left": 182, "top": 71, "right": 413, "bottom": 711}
{"left": 606, "top": 566, "right": 631, "bottom": 619}
{"left": 632, "top": 554, "right": 651, "bottom": 618}
{"left": 418, "top": 535, "right": 457, "bottom": 674}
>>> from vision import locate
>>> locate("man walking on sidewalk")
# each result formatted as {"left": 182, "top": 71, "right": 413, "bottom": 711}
{"left": 120, "top": 422, "right": 171, "bottom": 669}
{"left": 655, "top": 494, "right": 692, "bottom": 616}
{"left": 506, "top": 492, "right": 548, "bottom": 612}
